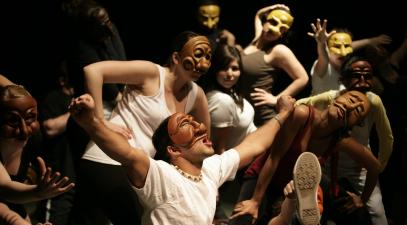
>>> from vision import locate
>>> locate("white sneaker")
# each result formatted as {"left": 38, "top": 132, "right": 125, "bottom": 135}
{"left": 293, "top": 152, "right": 321, "bottom": 225}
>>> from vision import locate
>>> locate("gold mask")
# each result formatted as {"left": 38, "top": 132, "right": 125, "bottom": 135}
{"left": 198, "top": 5, "right": 220, "bottom": 30}
{"left": 266, "top": 9, "right": 294, "bottom": 37}
{"left": 328, "top": 33, "right": 353, "bottom": 57}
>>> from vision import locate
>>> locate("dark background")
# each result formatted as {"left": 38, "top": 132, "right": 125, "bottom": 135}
{"left": 0, "top": 0, "right": 406, "bottom": 101}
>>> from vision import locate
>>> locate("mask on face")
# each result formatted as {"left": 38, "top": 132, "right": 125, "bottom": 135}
{"left": 265, "top": 9, "right": 294, "bottom": 38}
{"left": 0, "top": 95, "right": 39, "bottom": 141}
{"left": 167, "top": 113, "right": 207, "bottom": 149}
{"left": 334, "top": 90, "right": 370, "bottom": 128}
{"left": 198, "top": 4, "right": 220, "bottom": 30}
{"left": 328, "top": 33, "right": 353, "bottom": 57}
{"left": 178, "top": 36, "right": 212, "bottom": 74}
{"left": 348, "top": 60, "right": 374, "bottom": 92}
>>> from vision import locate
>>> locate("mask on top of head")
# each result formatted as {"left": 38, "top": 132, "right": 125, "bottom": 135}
{"left": 178, "top": 36, "right": 212, "bottom": 74}
{"left": 198, "top": 4, "right": 220, "bottom": 30}
{"left": 328, "top": 33, "right": 353, "bottom": 57}
{"left": 265, "top": 9, "right": 294, "bottom": 38}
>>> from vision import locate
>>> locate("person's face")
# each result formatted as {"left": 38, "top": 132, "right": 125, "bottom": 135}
{"left": 263, "top": 9, "right": 293, "bottom": 39}
{"left": 345, "top": 60, "right": 374, "bottom": 92}
{"left": 178, "top": 36, "right": 212, "bottom": 79}
{"left": 198, "top": 4, "right": 220, "bottom": 30}
{"left": 216, "top": 59, "right": 240, "bottom": 90}
{"left": 0, "top": 95, "right": 39, "bottom": 141}
{"left": 167, "top": 113, "right": 213, "bottom": 154}
{"left": 328, "top": 33, "right": 353, "bottom": 57}
{"left": 329, "top": 91, "right": 369, "bottom": 128}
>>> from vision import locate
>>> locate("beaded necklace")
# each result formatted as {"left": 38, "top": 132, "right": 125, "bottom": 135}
{"left": 172, "top": 165, "right": 202, "bottom": 182}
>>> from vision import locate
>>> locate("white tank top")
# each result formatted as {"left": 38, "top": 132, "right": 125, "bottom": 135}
{"left": 82, "top": 64, "right": 198, "bottom": 165}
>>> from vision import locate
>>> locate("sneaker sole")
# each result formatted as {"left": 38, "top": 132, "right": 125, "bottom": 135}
{"left": 293, "top": 152, "right": 321, "bottom": 225}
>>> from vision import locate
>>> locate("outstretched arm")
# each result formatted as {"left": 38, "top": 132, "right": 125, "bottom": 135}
{"left": 352, "top": 34, "right": 392, "bottom": 50}
{"left": 234, "top": 95, "right": 295, "bottom": 168}
{"left": 307, "top": 19, "right": 336, "bottom": 78}
{"left": 69, "top": 94, "right": 150, "bottom": 188}
{"left": 83, "top": 60, "right": 158, "bottom": 138}
{"left": 0, "top": 157, "right": 74, "bottom": 204}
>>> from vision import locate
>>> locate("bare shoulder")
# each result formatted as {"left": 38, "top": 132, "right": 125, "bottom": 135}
{"left": 269, "top": 44, "right": 292, "bottom": 56}
{"left": 290, "top": 104, "right": 310, "bottom": 126}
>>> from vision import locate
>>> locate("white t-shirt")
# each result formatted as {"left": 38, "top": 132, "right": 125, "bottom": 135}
{"left": 207, "top": 90, "right": 257, "bottom": 149}
{"left": 133, "top": 149, "right": 240, "bottom": 225}
{"left": 311, "top": 61, "right": 345, "bottom": 95}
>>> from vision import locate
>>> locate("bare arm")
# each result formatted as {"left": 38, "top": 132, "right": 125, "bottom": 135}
{"left": 269, "top": 45, "right": 309, "bottom": 99}
{"left": 42, "top": 112, "right": 70, "bottom": 138}
{"left": 83, "top": 60, "right": 159, "bottom": 119}
{"left": 307, "top": 19, "right": 336, "bottom": 78}
{"left": 234, "top": 95, "right": 295, "bottom": 169}
{"left": 336, "top": 137, "right": 381, "bottom": 203}
{"left": 69, "top": 94, "right": 150, "bottom": 188}
{"left": 0, "top": 157, "right": 74, "bottom": 204}
{"left": 0, "top": 202, "right": 30, "bottom": 225}
{"left": 352, "top": 34, "right": 392, "bottom": 50}
{"left": 268, "top": 181, "right": 297, "bottom": 225}
{"left": 231, "top": 105, "right": 307, "bottom": 220}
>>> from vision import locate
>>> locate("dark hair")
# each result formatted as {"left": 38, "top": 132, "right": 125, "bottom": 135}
{"left": 198, "top": 44, "right": 244, "bottom": 109}
{"left": 152, "top": 116, "right": 172, "bottom": 162}
{"left": 165, "top": 31, "right": 204, "bottom": 66}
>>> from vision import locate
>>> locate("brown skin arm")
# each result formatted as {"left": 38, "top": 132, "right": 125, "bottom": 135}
{"left": 231, "top": 105, "right": 308, "bottom": 220}
{"left": 234, "top": 95, "right": 295, "bottom": 169}
{"left": 334, "top": 137, "right": 381, "bottom": 203}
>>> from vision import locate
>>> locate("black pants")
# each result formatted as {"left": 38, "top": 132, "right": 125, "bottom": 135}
{"left": 69, "top": 159, "right": 142, "bottom": 225}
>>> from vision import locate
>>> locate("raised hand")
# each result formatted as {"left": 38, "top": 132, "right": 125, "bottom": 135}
{"left": 307, "top": 18, "right": 336, "bottom": 44}
{"left": 35, "top": 157, "right": 75, "bottom": 200}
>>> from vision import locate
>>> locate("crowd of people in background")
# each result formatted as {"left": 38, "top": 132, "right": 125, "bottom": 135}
{"left": 1, "top": 0, "right": 407, "bottom": 225}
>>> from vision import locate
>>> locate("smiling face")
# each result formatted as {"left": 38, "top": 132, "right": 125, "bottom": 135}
{"left": 216, "top": 59, "right": 240, "bottom": 90}
{"left": 178, "top": 36, "right": 212, "bottom": 78}
{"left": 329, "top": 90, "right": 370, "bottom": 129}
{"left": 0, "top": 95, "right": 39, "bottom": 141}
